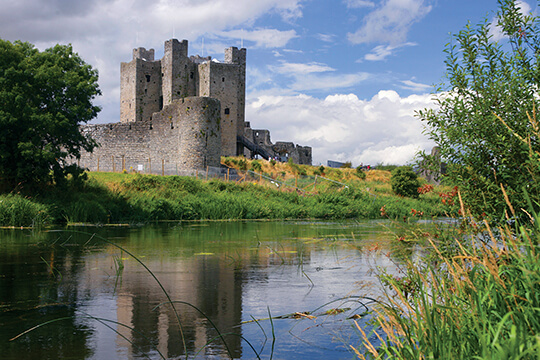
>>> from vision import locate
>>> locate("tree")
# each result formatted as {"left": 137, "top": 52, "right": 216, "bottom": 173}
{"left": 391, "top": 166, "right": 420, "bottom": 198}
{"left": 0, "top": 39, "right": 100, "bottom": 189}
{"left": 417, "top": 0, "right": 540, "bottom": 220}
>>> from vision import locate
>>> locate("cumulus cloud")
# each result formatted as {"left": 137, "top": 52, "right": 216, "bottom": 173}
{"left": 347, "top": 0, "right": 432, "bottom": 45}
{"left": 247, "top": 90, "right": 437, "bottom": 165}
{"left": 0, "top": 0, "right": 306, "bottom": 123}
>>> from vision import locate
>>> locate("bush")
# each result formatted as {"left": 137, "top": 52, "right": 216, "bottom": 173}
{"left": 251, "top": 160, "right": 262, "bottom": 172}
{"left": 238, "top": 159, "right": 248, "bottom": 171}
{"left": 355, "top": 166, "right": 366, "bottom": 180}
{"left": 391, "top": 166, "right": 420, "bottom": 198}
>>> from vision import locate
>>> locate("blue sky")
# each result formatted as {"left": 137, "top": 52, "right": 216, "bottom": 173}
{"left": 1, "top": 0, "right": 536, "bottom": 165}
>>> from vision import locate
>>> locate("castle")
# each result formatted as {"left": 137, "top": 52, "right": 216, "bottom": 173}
{"left": 77, "top": 39, "right": 311, "bottom": 174}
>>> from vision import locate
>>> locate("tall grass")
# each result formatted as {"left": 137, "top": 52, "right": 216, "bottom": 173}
{"left": 354, "top": 195, "right": 540, "bottom": 359}
{"left": 0, "top": 194, "right": 48, "bottom": 227}
{"left": 0, "top": 168, "right": 450, "bottom": 225}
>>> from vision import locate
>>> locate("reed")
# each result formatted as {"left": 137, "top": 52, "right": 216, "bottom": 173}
{"left": 355, "top": 194, "right": 540, "bottom": 359}
{"left": 0, "top": 194, "right": 48, "bottom": 227}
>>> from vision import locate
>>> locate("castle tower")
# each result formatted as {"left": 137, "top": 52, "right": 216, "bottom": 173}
{"left": 120, "top": 47, "right": 161, "bottom": 122}
{"left": 119, "top": 39, "right": 247, "bottom": 157}
{"left": 161, "top": 39, "right": 197, "bottom": 106}
{"left": 198, "top": 46, "right": 246, "bottom": 156}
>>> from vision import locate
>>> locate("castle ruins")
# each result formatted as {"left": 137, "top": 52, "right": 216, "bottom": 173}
{"left": 77, "top": 39, "right": 312, "bottom": 174}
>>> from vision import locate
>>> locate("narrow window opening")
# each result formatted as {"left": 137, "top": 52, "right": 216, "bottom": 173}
{"left": 145, "top": 75, "right": 151, "bottom": 82}
{"left": 222, "top": 77, "right": 225, "bottom": 82}
{"left": 190, "top": 72, "right": 194, "bottom": 79}
{"left": 224, "top": 108, "right": 230, "bottom": 115}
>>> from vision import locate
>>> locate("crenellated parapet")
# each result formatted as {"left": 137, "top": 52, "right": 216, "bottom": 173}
{"left": 77, "top": 38, "right": 311, "bottom": 173}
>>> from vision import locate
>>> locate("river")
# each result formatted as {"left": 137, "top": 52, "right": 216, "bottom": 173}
{"left": 0, "top": 220, "right": 407, "bottom": 359}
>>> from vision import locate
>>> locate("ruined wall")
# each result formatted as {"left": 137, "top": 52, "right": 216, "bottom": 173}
{"left": 243, "top": 124, "right": 312, "bottom": 165}
{"left": 79, "top": 97, "right": 221, "bottom": 172}
{"left": 120, "top": 39, "right": 246, "bottom": 157}
{"left": 84, "top": 38, "right": 312, "bottom": 173}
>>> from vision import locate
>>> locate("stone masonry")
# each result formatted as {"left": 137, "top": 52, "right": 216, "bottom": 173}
{"left": 77, "top": 38, "right": 312, "bottom": 173}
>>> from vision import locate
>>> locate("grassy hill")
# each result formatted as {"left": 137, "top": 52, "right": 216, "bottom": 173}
{"left": 0, "top": 157, "right": 451, "bottom": 227}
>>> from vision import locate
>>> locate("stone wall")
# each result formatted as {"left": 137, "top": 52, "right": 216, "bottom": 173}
{"left": 243, "top": 123, "right": 312, "bottom": 165}
{"left": 79, "top": 97, "right": 221, "bottom": 172}
{"left": 80, "top": 38, "right": 312, "bottom": 173}
{"left": 119, "top": 39, "right": 246, "bottom": 157}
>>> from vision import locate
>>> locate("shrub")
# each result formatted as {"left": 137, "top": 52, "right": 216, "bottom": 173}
{"left": 355, "top": 166, "right": 366, "bottom": 180}
{"left": 391, "top": 166, "right": 420, "bottom": 198}
{"left": 251, "top": 160, "right": 262, "bottom": 172}
{"left": 237, "top": 159, "right": 248, "bottom": 171}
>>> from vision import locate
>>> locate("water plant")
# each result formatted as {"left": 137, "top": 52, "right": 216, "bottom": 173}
{"left": 354, "top": 194, "right": 540, "bottom": 359}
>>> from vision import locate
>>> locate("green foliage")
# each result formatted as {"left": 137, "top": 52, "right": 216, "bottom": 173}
{"left": 391, "top": 166, "right": 420, "bottom": 198}
{"left": 0, "top": 39, "right": 101, "bottom": 189}
{"left": 355, "top": 166, "right": 366, "bottom": 180}
{"left": 0, "top": 172, "right": 448, "bottom": 225}
{"left": 237, "top": 158, "right": 248, "bottom": 171}
{"left": 251, "top": 160, "right": 262, "bottom": 172}
{"left": 417, "top": 0, "right": 540, "bottom": 219}
{"left": 373, "top": 164, "right": 398, "bottom": 172}
{"left": 361, "top": 206, "right": 540, "bottom": 359}
{"left": 0, "top": 194, "right": 49, "bottom": 227}
{"left": 340, "top": 161, "right": 352, "bottom": 169}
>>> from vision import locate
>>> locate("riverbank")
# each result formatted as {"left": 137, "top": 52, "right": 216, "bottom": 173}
{"left": 0, "top": 160, "right": 450, "bottom": 227}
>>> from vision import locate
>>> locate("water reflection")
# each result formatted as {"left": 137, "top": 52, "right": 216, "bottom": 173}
{"left": 0, "top": 220, "right": 400, "bottom": 359}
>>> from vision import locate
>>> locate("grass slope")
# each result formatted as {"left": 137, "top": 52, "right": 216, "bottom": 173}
{"left": 0, "top": 158, "right": 451, "bottom": 226}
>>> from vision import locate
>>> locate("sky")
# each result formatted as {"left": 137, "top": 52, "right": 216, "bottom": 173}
{"left": 0, "top": 0, "right": 536, "bottom": 166}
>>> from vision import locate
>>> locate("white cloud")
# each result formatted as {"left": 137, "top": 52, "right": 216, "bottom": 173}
{"left": 344, "top": 0, "right": 376, "bottom": 8}
{"left": 218, "top": 28, "right": 298, "bottom": 48}
{"left": 363, "top": 42, "right": 416, "bottom": 61}
{"left": 347, "top": 0, "right": 432, "bottom": 45}
{"left": 246, "top": 90, "right": 437, "bottom": 165}
{"left": 0, "top": 0, "right": 306, "bottom": 123}
{"left": 315, "top": 33, "right": 336, "bottom": 42}
{"left": 400, "top": 79, "right": 432, "bottom": 92}
{"left": 271, "top": 61, "right": 335, "bottom": 74}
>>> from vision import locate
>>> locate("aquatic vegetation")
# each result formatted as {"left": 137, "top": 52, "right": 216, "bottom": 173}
{"left": 355, "top": 196, "right": 540, "bottom": 359}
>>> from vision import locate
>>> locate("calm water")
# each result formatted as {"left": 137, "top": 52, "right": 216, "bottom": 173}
{"left": 0, "top": 220, "right": 406, "bottom": 359}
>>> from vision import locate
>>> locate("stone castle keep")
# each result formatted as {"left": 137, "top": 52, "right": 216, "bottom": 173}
{"left": 78, "top": 39, "right": 311, "bottom": 173}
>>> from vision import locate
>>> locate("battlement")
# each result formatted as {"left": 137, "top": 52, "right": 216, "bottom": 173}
{"left": 77, "top": 37, "right": 311, "bottom": 174}
{"left": 164, "top": 38, "right": 188, "bottom": 59}
{"left": 225, "top": 47, "right": 247, "bottom": 65}
{"left": 133, "top": 47, "right": 155, "bottom": 61}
